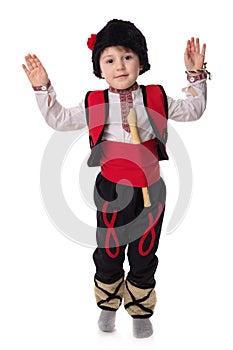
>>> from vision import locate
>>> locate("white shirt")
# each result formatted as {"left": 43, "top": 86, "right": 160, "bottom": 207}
{"left": 35, "top": 80, "right": 207, "bottom": 143}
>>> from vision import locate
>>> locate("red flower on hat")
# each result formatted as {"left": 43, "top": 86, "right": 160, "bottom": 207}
{"left": 87, "top": 34, "right": 97, "bottom": 51}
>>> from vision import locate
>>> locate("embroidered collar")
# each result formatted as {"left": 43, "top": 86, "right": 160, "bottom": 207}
{"left": 109, "top": 82, "right": 139, "bottom": 94}
{"left": 108, "top": 82, "right": 139, "bottom": 133}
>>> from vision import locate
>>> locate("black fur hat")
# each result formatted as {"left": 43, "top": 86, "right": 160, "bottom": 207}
{"left": 90, "top": 19, "right": 150, "bottom": 78}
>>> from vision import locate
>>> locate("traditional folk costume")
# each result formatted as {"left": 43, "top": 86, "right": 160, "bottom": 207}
{"left": 34, "top": 20, "right": 207, "bottom": 323}
{"left": 86, "top": 82, "right": 168, "bottom": 318}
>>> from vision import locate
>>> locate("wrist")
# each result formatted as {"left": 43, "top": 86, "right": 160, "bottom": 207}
{"left": 185, "top": 62, "right": 212, "bottom": 80}
{"left": 186, "top": 71, "right": 207, "bottom": 83}
{"left": 32, "top": 80, "right": 51, "bottom": 91}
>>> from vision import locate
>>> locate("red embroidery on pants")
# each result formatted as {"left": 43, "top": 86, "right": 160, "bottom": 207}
{"left": 102, "top": 201, "right": 120, "bottom": 258}
{"left": 138, "top": 202, "right": 163, "bottom": 257}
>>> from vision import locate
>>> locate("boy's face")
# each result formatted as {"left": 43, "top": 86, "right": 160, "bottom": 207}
{"left": 99, "top": 46, "right": 143, "bottom": 89}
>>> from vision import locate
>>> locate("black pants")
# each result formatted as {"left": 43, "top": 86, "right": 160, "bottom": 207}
{"left": 93, "top": 173, "right": 166, "bottom": 289}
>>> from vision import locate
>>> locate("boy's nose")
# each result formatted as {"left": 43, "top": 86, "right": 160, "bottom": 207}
{"left": 116, "top": 59, "right": 125, "bottom": 70}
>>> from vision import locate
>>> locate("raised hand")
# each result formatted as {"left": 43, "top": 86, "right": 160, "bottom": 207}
{"left": 22, "top": 54, "right": 49, "bottom": 87}
{"left": 184, "top": 37, "right": 206, "bottom": 72}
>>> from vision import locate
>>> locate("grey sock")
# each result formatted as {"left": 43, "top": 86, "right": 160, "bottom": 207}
{"left": 133, "top": 318, "right": 153, "bottom": 338}
{"left": 98, "top": 310, "right": 116, "bottom": 332}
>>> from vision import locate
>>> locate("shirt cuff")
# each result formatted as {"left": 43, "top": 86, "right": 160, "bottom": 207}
{"left": 34, "top": 84, "right": 54, "bottom": 95}
{"left": 182, "top": 79, "right": 206, "bottom": 96}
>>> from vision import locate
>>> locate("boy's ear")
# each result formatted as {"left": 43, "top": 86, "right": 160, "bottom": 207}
{"left": 139, "top": 65, "right": 143, "bottom": 71}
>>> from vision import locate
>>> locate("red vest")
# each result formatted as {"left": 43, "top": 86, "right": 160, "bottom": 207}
{"left": 85, "top": 85, "right": 168, "bottom": 167}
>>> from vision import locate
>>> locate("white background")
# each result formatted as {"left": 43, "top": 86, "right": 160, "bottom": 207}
{"left": 1, "top": 0, "right": 233, "bottom": 349}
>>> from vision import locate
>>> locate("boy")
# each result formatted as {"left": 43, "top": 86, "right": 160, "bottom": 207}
{"left": 22, "top": 19, "right": 208, "bottom": 338}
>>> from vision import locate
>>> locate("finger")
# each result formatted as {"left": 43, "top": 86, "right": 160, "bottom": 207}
{"left": 33, "top": 54, "right": 48, "bottom": 75}
{"left": 29, "top": 56, "right": 38, "bottom": 69}
{"left": 26, "top": 53, "right": 39, "bottom": 70}
{"left": 25, "top": 54, "right": 34, "bottom": 71}
{"left": 201, "top": 43, "right": 206, "bottom": 57}
{"left": 190, "top": 37, "right": 195, "bottom": 52}
{"left": 195, "top": 38, "right": 200, "bottom": 53}
{"left": 32, "top": 54, "right": 43, "bottom": 66}
{"left": 184, "top": 40, "right": 191, "bottom": 57}
{"left": 184, "top": 47, "right": 189, "bottom": 60}
{"left": 22, "top": 63, "right": 30, "bottom": 76}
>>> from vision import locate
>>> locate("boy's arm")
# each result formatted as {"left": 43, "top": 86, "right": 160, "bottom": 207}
{"left": 34, "top": 84, "right": 86, "bottom": 131}
{"left": 168, "top": 37, "right": 208, "bottom": 122}
{"left": 167, "top": 79, "right": 207, "bottom": 122}
{"left": 22, "top": 54, "right": 87, "bottom": 131}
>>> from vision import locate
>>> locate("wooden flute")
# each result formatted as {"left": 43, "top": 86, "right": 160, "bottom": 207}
{"left": 127, "top": 108, "right": 151, "bottom": 208}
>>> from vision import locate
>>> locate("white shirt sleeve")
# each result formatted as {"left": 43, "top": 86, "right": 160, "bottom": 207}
{"left": 35, "top": 85, "right": 87, "bottom": 131}
{"left": 34, "top": 80, "right": 207, "bottom": 134}
{"left": 168, "top": 79, "right": 207, "bottom": 122}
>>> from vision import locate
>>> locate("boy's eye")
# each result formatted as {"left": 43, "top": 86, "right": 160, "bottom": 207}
{"left": 124, "top": 55, "right": 132, "bottom": 60}
{"left": 106, "top": 59, "right": 114, "bottom": 64}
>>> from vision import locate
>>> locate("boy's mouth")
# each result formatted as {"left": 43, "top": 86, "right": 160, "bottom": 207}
{"left": 115, "top": 74, "right": 128, "bottom": 78}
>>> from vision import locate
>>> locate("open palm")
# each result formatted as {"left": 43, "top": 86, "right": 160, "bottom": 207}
{"left": 22, "top": 54, "right": 49, "bottom": 86}
{"left": 184, "top": 37, "right": 206, "bottom": 71}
